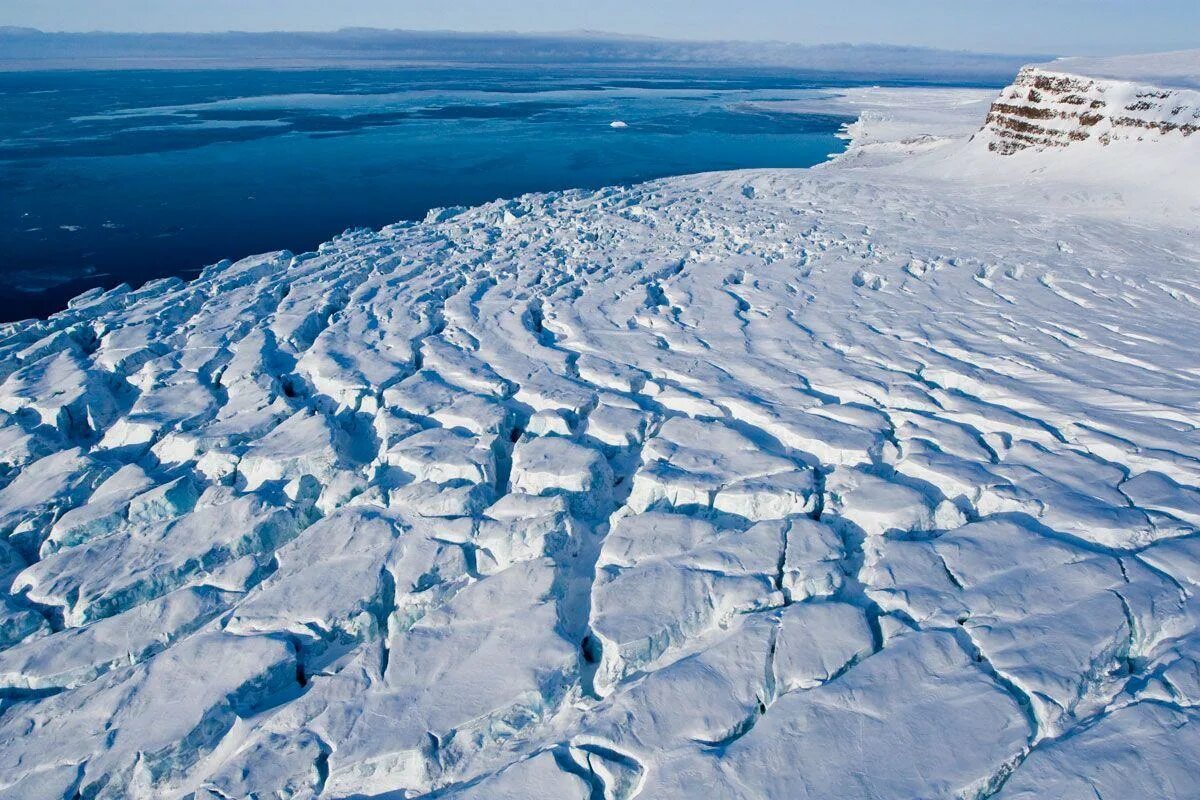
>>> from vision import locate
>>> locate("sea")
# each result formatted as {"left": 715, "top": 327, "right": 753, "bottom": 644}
{"left": 0, "top": 65, "right": 976, "bottom": 321}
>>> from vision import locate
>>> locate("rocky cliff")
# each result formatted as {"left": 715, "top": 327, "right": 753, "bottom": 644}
{"left": 979, "top": 65, "right": 1200, "bottom": 154}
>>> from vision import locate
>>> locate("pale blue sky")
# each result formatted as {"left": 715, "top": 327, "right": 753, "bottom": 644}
{"left": 2, "top": 0, "right": 1196, "bottom": 56}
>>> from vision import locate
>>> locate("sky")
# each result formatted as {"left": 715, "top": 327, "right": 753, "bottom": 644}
{"left": 1, "top": 0, "right": 1196, "bottom": 57}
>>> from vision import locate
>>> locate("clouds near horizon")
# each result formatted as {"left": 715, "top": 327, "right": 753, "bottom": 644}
{"left": 1, "top": 0, "right": 1194, "bottom": 57}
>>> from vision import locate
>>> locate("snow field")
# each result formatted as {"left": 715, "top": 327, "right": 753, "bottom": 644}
{"left": 0, "top": 55, "right": 1198, "bottom": 798}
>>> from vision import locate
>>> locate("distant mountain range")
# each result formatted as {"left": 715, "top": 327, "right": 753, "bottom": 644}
{"left": 0, "top": 27, "right": 1045, "bottom": 81}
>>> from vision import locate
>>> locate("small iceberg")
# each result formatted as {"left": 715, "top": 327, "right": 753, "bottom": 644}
{"left": 610, "top": 120, "right": 629, "bottom": 129}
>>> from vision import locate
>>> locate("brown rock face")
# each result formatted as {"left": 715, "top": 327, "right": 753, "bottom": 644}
{"left": 979, "top": 67, "right": 1200, "bottom": 154}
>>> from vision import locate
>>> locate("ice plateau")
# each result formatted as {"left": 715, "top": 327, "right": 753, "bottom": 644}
{"left": 0, "top": 52, "right": 1198, "bottom": 799}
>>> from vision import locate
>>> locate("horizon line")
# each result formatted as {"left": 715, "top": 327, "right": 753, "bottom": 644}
{"left": 0, "top": 26, "right": 1049, "bottom": 58}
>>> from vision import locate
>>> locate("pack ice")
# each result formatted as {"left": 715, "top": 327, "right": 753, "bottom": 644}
{"left": 0, "top": 52, "right": 1198, "bottom": 799}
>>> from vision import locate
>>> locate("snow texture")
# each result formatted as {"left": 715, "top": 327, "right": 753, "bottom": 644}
{"left": 0, "top": 53, "right": 1198, "bottom": 799}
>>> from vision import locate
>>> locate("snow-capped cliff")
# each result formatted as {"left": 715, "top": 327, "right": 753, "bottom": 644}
{"left": 0, "top": 55, "right": 1198, "bottom": 800}
{"left": 978, "top": 51, "right": 1200, "bottom": 153}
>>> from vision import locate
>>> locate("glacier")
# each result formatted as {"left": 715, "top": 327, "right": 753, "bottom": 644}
{"left": 0, "top": 51, "right": 1198, "bottom": 799}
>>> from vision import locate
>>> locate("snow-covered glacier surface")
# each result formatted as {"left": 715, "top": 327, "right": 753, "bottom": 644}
{"left": 1, "top": 53, "right": 1199, "bottom": 799}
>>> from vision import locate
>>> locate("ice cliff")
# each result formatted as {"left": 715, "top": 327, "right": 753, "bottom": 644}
{"left": 0, "top": 53, "right": 1198, "bottom": 800}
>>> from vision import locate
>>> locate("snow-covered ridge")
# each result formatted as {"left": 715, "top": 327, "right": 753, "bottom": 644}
{"left": 1043, "top": 49, "right": 1200, "bottom": 90}
{"left": 978, "top": 64, "right": 1200, "bottom": 154}
{"left": 0, "top": 56, "right": 1198, "bottom": 800}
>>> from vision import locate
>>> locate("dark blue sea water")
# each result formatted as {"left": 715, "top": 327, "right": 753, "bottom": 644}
{"left": 0, "top": 66, "right": 952, "bottom": 321}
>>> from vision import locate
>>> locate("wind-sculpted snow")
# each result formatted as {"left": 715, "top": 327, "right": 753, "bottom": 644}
{"left": 1, "top": 60, "right": 1200, "bottom": 799}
